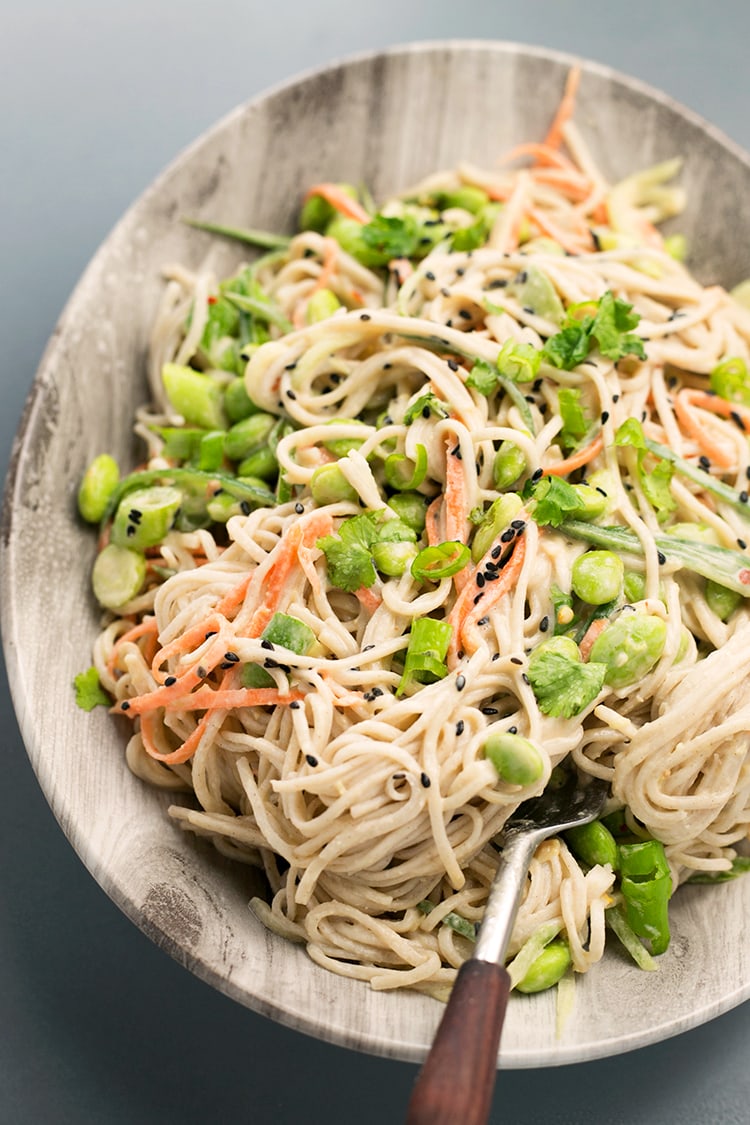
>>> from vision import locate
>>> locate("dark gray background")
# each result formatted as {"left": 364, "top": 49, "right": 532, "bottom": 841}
{"left": 3, "top": 3, "right": 750, "bottom": 1122}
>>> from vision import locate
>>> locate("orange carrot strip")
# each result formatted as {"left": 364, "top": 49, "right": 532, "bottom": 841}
{"left": 530, "top": 167, "right": 592, "bottom": 203}
{"left": 304, "top": 183, "right": 371, "bottom": 224}
{"left": 501, "top": 142, "right": 578, "bottom": 171}
{"left": 149, "top": 687, "right": 304, "bottom": 714}
{"left": 545, "top": 434, "right": 604, "bottom": 477}
{"left": 151, "top": 613, "right": 226, "bottom": 678}
{"left": 245, "top": 512, "right": 334, "bottom": 638}
{"left": 544, "top": 66, "right": 581, "bottom": 150}
{"left": 355, "top": 585, "right": 382, "bottom": 615}
{"left": 425, "top": 496, "right": 443, "bottom": 548}
{"left": 526, "top": 205, "right": 594, "bottom": 254}
{"left": 108, "top": 617, "right": 158, "bottom": 676}
{"left": 674, "top": 389, "right": 747, "bottom": 469}
{"left": 579, "top": 617, "right": 608, "bottom": 661}
{"left": 447, "top": 531, "right": 528, "bottom": 666}
{"left": 314, "top": 236, "right": 340, "bottom": 291}
{"left": 140, "top": 709, "right": 213, "bottom": 765}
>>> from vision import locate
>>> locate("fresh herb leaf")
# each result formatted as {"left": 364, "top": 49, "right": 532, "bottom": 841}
{"left": 496, "top": 338, "right": 541, "bottom": 383}
{"left": 316, "top": 535, "right": 376, "bottom": 592}
{"left": 558, "top": 387, "right": 589, "bottom": 451}
{"left": 614, "top": 417, "right": 647, "bottom": 450}
{"left": 74, "top": 667, "right": 110, "bottom": 711}
{"left": 360, "top": 214, "right": 421, "bottom": 261}
{"left": 466, "top": 359, "right": 499, "bottom": 395}
{"left": 615, "top": 419, "right": 675, "bottom": 521}
{"left": 523, "top": 475, "right": 587, "bottom": 527}
{"left": 542, "top": 321, "right": 591, "bottom": 370}
{"left": 527, "top": 649, "right": 606, "bottom": 718}
{"left": 590, "top": 290, "right": 647, "bottom": 361}
{"left": 403, "top": 391, "right": 450, "bottom": 425}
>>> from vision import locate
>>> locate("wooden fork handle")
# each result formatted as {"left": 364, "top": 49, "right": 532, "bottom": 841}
{"left": 406, "top": 959, "right": 510, "bottom": 1125}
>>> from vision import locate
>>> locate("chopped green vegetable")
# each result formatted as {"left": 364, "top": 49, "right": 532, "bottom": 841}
{"left": 387, "top": 492, "right": 428, "bottom": 534}
{"left": 709, "top": 356, "right": 750, "bottom": 407}
{"left": 493, "top": 440, "right": 527, "bottom": 490}
{"left": 515, "top": 939, "right": 572, "bottom": 993}
{"left": 384, "top": 444, "right": 428, "bottom": 491}
{"left": 507, "top": 264, "right": 564, "bottom": 324}
{"left": 78, "top": 454, "right": 120, "bottom": 524}
{"left": 527, "top": 642, "right": 606, "bottom": 718}
{"left": 73, "top": 666, "right": 111, "bottom": 711}
{"left": 484, "top": 732, "right": 545, "bottom": 786}
{"left": 183, "top": 216, "right": 291, "bottom": 250}
{"left": 471, "top": 493, "right": 524, "bottom": 562}
{"left": 310, "top": 463, "right": 359, "bottom": 506}
{"left": 402, "top": 391, "right": 450, "bottom": 425}
{"left": 619, "top": 839, "right": 671, "bottom": 955}
{"left": 242, "top": 611, "right": 317, "bottom": 688}
{"left": 91, "top": 543, "right": 147, "bottom": 610}
{"left": 162, "top": 363, "right": 226, "bottom": 430}
{"left": 397, "top": 618, "right": 453, "bottom": 695}
{"left": 542, "top": 291, "right": 646, "bottom": 369}
{"left": 110, "top": 486, "right": 182, "bottom": 551}
{"left": 565, "top": 819, "right": 619, "bottom": 869}
{"left": 523, "top": 474, "right": 586, "bottom": 528}
{"left": 588, "top": 613, "right": 667, "bottom": 688}
{"left": 571, "top": 550, "right": 624, "bottom": 605}
{"left": 557, "top": 387, "right": 590, "bottom": 451}
{"left": 411, "top": 541, "right": 471, "bottom": 581}
{"left": 605, "top": 905, "right": 659, "bottom": 971}
{"left": 306, "top": 288, "right": 342, "bottom": 324}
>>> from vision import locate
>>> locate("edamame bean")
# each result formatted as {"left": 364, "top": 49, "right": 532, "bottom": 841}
{"left": 493, "top": 440, "right": 526, "bottom": 490}
{"left": 706, "top": 578, "right": 741, "bottom": 620}
{"left": 515, "top": 940, "right": 571, "bottom": 994}
{"left": 376, "top": 518, "right": 417, "bottom": 543}
{"left": 224, "top": 413, "right": 276, "bottom": 462}
{"left": 372, "top": 540, "right": 419, "bottom": 577}
{"left": 111, "top": 486, "right": 182, "bottom": 551}
{"left": 306, "top": 288, "right": 342, "bottom": 324}
{"left": 565, "top": 820, "right": 619, "bottom": 870}
{"left": 471, "top": 494, "right": 524, "bottom": 562}
{"left": 435, "top": 185, "right": 489, "bottom": 214}
{"left": 571, "top": 550, "right": 624, "bottom": 605}
{"left": 223, "top": 377, "right": 260, "bottom": 423}
{"left": 533, "top": 635, "right": 581, "bottom": 663}
{"left": 92, "top": 543, "right": 146, "bottom": 610}
{"left": 623, "top": 571, "right": 646, "bottom": 603}
{"left": 484, "top": 732, "right": 545, "bottom": 786}
{"left": 78, "top": 454, "right": 119, "bottom": 523}
{"left": 589, "top": 613, "right": 667, "bottom": 688}
{"left": 299, "top": 184, "right": 358, "bottom": 232}
{"left": 237, "top": 446, "right": 278, "bottom": 481}
{"left": 388, "top": 492, "right": 428, "bottom": 534}
{"left": 310, "top": 463, "right": 358, "bottom": 505}
{"left": 162, "top": 363, "right": 225, "bottom": 430}
{"left": 571, "top": 482, "right": 608, "bottom": 521}
{"left": 322, "top": 419, "right": 366, "bottom": 459}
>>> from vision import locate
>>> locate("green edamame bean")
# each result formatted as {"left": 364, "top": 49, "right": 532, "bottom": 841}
{"left": 565, "top": 820, "right": 619, "bottom": 870}
{"left": 666, "top": 522, "right": 720, "bottom": 545}
{"left": 589, "top": 613, "right": 667, "bottom": 688}
{"left": 92, "top": 543, "right": 146, "bottom": 610}
{"left": 224, "top": 413, "right": 277, "bottom": 462}
{"left": 571, "top": 482, "right": 608, "bottom": 521}
{"left": 515, "top": 940, "right": 572, "bottom": 994}
{"left": 388, "top": 492, "right": 428, "bottom": 534}
{"left": 706, "top": 579, "right": 741, "bottom": 621}
{"left": 372, "top": 540, "right": 419, "bottom": 577}
{"left": 376, "top": 518, "right": 417, "bottom": 544}
{"left": 322, "top": 419, "right": 366, "bottom": 459}
{"left": 299, "top": 184, "right": 358, "bottom": 232}
{"left": 484, "top": 732, "right": 545, "bottom": 786}
{"left": 533, "top": 635, "right": 581, "bottom": 663}
{"left": 623, "top": 571, "right": 647, "bottom": 603}
{"left": 571, "top": 550, "right": 624, "bottom": 606}
{"left": 306, "top": 288, "right": 342, "bottom": 324}
{"left": 326, "top": 216, "right": 384, "bottom": 267}
{"left": 78, "top": 454, "right": 119, "bottom": 523}
{"left": 435, "top": 185, "right": 490, "bottom": 214}
{"left": 237, "top": 446, "right": 278, "bottom": 481}
{"left": 162, "top": 363, "right": 225, "bottom": 430}
{"left": 471, "top": 494, "right": 524, "bottom": 562}
{"left": 493, "top": 440, "right": 526, "bottom": 490}
{"left": 223, "top": 377, "right": 260, "bottom": 424}
{"left": 111, "top": 486, "right": 182, "bottom": 551}
{"left": 310, "top": 463, "right": 358, "bottom": 506}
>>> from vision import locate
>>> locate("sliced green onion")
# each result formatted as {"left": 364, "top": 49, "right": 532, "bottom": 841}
{"left": 111, "top": 486, "right": 182, "bottom": 551}
{"left": 384, "top": 443, "right": 428, "bottom": 491}
{"left": 92, "top": 543, "right": 147, "bottom": 610}
{"left": 411, "top": 540, "right": 470, "bottom": 581}
{"left": 397, "top": 617, "right": 453, "bottom": 696}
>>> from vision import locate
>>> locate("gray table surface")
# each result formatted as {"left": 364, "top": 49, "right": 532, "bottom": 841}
{"left": 3, "top": 3, "right": 750, "bottom": 1122}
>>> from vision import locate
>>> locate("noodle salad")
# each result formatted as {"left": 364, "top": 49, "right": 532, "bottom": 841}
{"left": 75, "top": 69, "right": 750, "bottom": 1001}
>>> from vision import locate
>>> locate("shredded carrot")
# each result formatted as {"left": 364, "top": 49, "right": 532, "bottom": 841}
{"left": 545, "top": 434, "right": 604, "bottom": 477}
{"left": 530, "top": 167, "right": 592, "bottom": 203}
{"left": 425, "top": 496, "right": 443, "bottom": 548}
{"left": 502, "top": 142, "right": 578, "bottom": 171}
{"left": 526, "top": 205, "right": 594, "bottom": 254}
{"left": 579, "top": 617, "right": 609, "bottom": 661}
{"left": 140, "top": 710, "right": 212, "bottom": 765}
{"left": 108, "top": 617, "right": 158, "bottom": 677}
{"left": 245, "top": 512, "right": 334, "bottom": 637}
{"left": 674, "top": 389, "right": 742, "bottom": 469}
{"left": 304, "top": 183, "right": 371, "bottom": 224}
{"left": 151, "top": 614, "right": 227, "bottom": 679}
{"left": 444, "top": 436, "right": 470, "bottom": 591}
{"left": 447, "top": 531, "right": 527, "bottom": 667}
{"left": 139, "top": 687, "right": 305, "bottom": 714}
{"left": 544, "top": 66, "right": 581, "bottom": 150}
{"left": 355, "top": 585, "right": 382, "bottom": 615}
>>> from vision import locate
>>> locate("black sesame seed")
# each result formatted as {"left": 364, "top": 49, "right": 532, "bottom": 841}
{"left": 120, "top": 701, "right": 130, "bottom": 711}
{"left": 657, "top": 551, "right": 667, "bottom": 565}
{"left": 455, "top": 720, "right": 465, "bottom": 736}
{"left": 362, "top": 644, "right": 375, "bottom": 652}
{"left": 224, "top": 651, "right": 239, "bottom": 663}
{"left": 129, "top": 509, "right": 142, "bottom": 523}
{"left": 421, "top": 772, "right": 431, "bottom": 788}
{"left": 481, "top": 706, "right": 499, "bottom": 715}
{"left": 521, "top": 673, "right": 530, "bottom": 685}
{"left": 456, "top": 268, "right": 465, "bottom": 277}
{"left": 531, "top": 468, "right": 544, "bottom": 483}
{"left": 517, "top": 270, "right": 528, "bottom": 284}
{"left": 240, "top": 501, "right": 251, "bottom": 516}
{"left": 205, "top": 631, "right": 217, "bottom": 639}
{"left": 508, "top": 725, "right": 518, "bottom": 734}
{"left": 458, "top": 309, "right": 472, "bottom": 321}
{"left": 500, "top": 529, "right": 515, "bottom": 543}
{"left": 371, "top": 687, "right": 384, "bottom": 698}
{"left": 425, "top": 271, "right": 436, "bottom": 281}
{"left": 452, "top": 445, "right": 462, "bottom": 460}
{"left": 360, "top": 313, "right": 372, "bottom": 321}
{"left": 286, "top": 389, "right": 297, "bottom": 400}
{"left": 290, "top": 700, "right": 301, "bottom": 710}
{"left": 447, "top": 359, "right": 459, "bottom": 371}
{"left": 422, "top": 406, "right": 431, "bottom": 418}
{"left": 477, "top": 615, "right": 489, "bottom": 626}
{"left": 510, "top": 657, "right": 523, "bottom": 666}
{"left": 219, "top": 661, "right": 233, "bottom": 670}
{"left": 261, "top": 639, "right": 275, "bottom": 651}
{"left": 476, "top": 573, "right": 486, "bottom": 588}
{"left": 699, "top": 456, "right": 711, "bottom": 470}
{"left": 295, "top": 502, "right": 304, "bottom": 514}
{"left": 738, "top": 539, "right": 748, "bottom": 550}
{"left": 732, "top": 410, "right": 746, "bottom": 431}
{"left": 164, "top": 675, "right": 177, "bottom": 686}
{"left": 491, "top": 652, "right": 500, "bottom": 661}
{"left": 457, "top": 649, "right": 464, "bottom": 660}
{"left": 540, "top": 615, "right": 549, "bottom": 633}
{"left": 595, "top": 486, "right": 607, "bottom": 497}
{"left": 491, "top": 545, "right": 502, "bottom": 559}
{"left": 284, "top": 362, "right": 297, "bottom": 370}
{"left": 126, "top": 525, "right": 136, "bottom": 538}
{"left": 306, "top": 754, "right": 318, "bottom": 767}
{"left": 196, "top": 666, "right": 207, "bottom": 679}
{"left": 456, "top": 674, "right": 466, "bottom": 691}
{"left": 612, "top": 394, "right": 620, "bottom": 403}
{"left": 473, "top": 593, "right": 484, "bottom": 605}
{"left": 601, "top": 411, "right": 610, "bottom": 424}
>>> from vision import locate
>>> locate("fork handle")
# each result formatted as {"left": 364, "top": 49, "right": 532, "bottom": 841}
{"left": 405, "top": 959, "right": 510, "bottom": 1125}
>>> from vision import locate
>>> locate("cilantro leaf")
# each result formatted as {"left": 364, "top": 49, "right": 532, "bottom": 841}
{"left": 591, "top": 291, "right": 647, "bottom": 361}
{"left": 360, "top": 214, "right": 421, "bottom": 262}
{"left": 542, "top": 321, "right": 592, "bottom": 370}
{"left": 496, "top": 339, "right": 541, "bottom": 383}
{"left": 74, "top": 666, "right": 111, "bottom": 711}
{"left": 403, "top": 391, "right": 450, "bottom": 425}
{"left": 523, "top": 475, "right": 586, "bottom": 528}
{"left": 615, "top": 419, "right": 675, "bottom": 521}
{"left": 466, "top": 359, "right": 499, "bottom": 395}
{"left": 339, "top": 513, "right": 380, "bottom": 550}
{"left": 316, "top": 534, "right": 376, "bottom": 592}
{"left": 558, "top": 387, "right": 589, "bottom": 451}
{"left": 527, "top": 649, "right": 606, "bottom": 718}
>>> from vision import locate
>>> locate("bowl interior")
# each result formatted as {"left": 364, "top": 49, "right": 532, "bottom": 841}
{"left": 5, "top": 40, "right": 750, "bottom": 1066}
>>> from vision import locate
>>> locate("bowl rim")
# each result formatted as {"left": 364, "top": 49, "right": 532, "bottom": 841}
{"left": 4, "top": 38, "right": 750, "bottom": 1068}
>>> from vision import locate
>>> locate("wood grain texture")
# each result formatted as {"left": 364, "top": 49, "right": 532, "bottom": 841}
{"left": 406, "top": 960, "right": 510, "bottom": 1125}
{"left": 3, "top": 41, "right": 750, "bottom": 1067}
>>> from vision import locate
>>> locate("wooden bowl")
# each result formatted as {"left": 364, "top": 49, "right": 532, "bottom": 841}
{"left": 4, "top": 40, "right": 750, "bottom": 1066}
